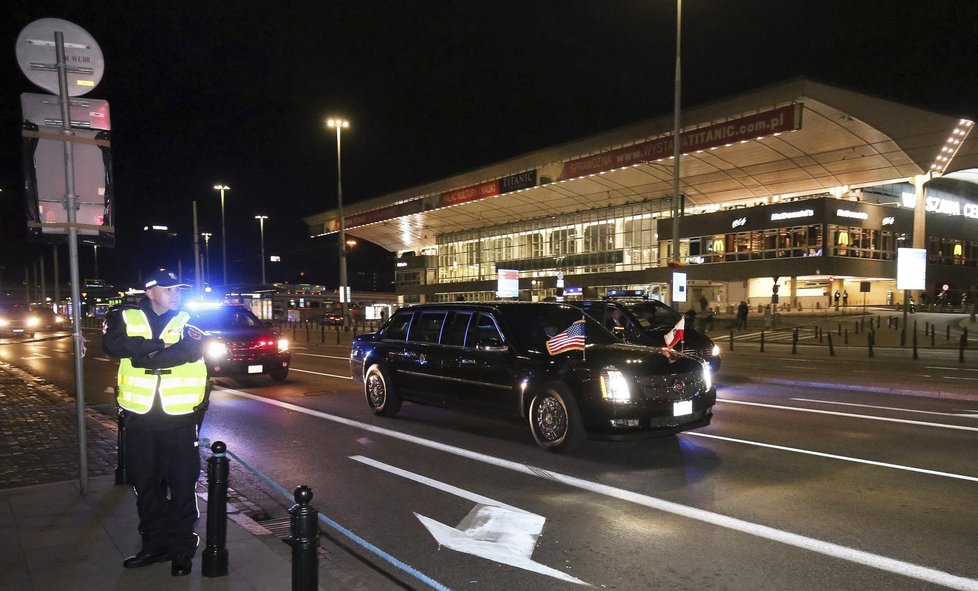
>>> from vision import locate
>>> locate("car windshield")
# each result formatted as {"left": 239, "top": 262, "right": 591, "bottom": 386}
{"left": 621, "top": 300, "right": 682, "bottom": 329}
{"left": 503, "top": 305, "right": 619, "bottom": 353}
{"left": 192, "top": 307, "right": 262, "bottom": 331}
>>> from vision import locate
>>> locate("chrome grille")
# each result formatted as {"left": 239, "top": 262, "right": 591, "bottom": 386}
{"left": 634, "top": 372, "right": 705, "bottom": 401}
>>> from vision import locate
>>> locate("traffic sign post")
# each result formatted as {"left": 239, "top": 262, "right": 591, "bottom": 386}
{"left": 16, "top": 18, "right": 108, "bottom": 495}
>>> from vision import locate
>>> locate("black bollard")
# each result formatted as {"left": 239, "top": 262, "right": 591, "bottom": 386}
{"left": 760, "top": 330, "right": 765, "bottom": 352}
{"left": 913, "top": 330, "right": 919, "bottom": 360}
{"left": 335, "top": 324, "right": 340, "bottom": 345}
{"left": 868, "top": 330, "right": 875, "bottom": 358}
{"left": 828, "top": 333, "right": 835, "bottom": 356}
{"left": 854, "top": 320, "right": 859, "bottom": 335}
{"left": 203, "top": 441, "right": 230, "bottom": 578}
{"left": 114, "top": 402, "right": 127, "bottom": 485}
{"left": 729, "top": 329, "right": 734, "bottom": 351}
{"left": 960, "top": 333, "right": 968, "bottom": 363}
{"left": 285, "top": 485, "right": 319, "bottom": 591}
{"left": 931, "top": 329, "right": 936, "bottom": 347}
{"left": 792, "top": 328, "right": 798, "bottom": 355}
{"left": 900, "top": 329, "right": 906, "bottom": 347}
{"left": 838, "top": 322, "right": 842, "bottom": 336}
{"left": 305, "top": 322, "right": 310, "bottom": 342}
{"left": 844, "top": 328, "right": 848, "bottom": 345}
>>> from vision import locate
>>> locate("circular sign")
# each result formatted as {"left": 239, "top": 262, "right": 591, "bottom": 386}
{"left": 942, "top": 284, "right": 950, "bottom": 291}
{"left": 16, "top": 18, "right": 103, "bottom": 96}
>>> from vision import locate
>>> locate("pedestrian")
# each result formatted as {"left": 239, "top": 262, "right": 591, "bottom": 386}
{"left": 737, "top": 300, "right": 749, "bottom": 330}
{"left": 842, "top": 290, "right": 849, "bottom": 307}
{"left": 102, "top": 269, "right": 209, "bottom": 577}
{"left": 834, "top": 290, "right": 841, "bottom": 307}
{"left": 699, "top": 295, "right": 708, "bottom": 313}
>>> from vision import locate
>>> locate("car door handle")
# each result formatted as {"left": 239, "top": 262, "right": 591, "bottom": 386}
{"left": 398, "top": 351, "right": 418, "bottom": 359}
{"left": 460, "top": 358, "right": 476, "bottom": 365}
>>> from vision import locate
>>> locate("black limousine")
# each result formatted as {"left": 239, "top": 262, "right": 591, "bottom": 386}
{"left": 350, "top": 302, "right": 716, "bottom": 452}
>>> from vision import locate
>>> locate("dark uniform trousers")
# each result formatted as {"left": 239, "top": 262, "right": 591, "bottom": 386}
{"left": 125, "top": 423, "right": 201, "bottom": 557}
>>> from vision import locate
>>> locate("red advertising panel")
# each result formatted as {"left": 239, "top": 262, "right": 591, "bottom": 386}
{"left": 439, "top": 179, "right": 500, "bottom": 208}
{"left": 560, "top": 103, "right": 802, "bottom": 180}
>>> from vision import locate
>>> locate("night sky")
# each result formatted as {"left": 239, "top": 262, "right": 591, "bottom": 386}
{"left": 3, "top": 1, "right": 978, "bottom": 293}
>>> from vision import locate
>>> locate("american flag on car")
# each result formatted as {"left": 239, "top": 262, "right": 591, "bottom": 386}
{"left": 546, "top": 320, "right": 586, "bottom": 355}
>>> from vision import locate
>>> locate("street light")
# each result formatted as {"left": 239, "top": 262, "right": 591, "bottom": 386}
{"left": 326, "top": 117, "right": 350, "bottom": 328}
{"left": 671, "top": 0, "right": 683, "bottom": 267}
{"left": 254, "top": 215, "right": 268, "bottom": 285}
{"left": 213, "top": 184, "right": 230, "bottom": 285}
{"left": 201, "top": 232, "right": 213, "bottom": 285}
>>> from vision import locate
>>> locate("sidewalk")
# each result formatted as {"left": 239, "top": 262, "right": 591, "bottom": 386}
{"left": 0, "top": 362, "right": 402, "bottom": 591}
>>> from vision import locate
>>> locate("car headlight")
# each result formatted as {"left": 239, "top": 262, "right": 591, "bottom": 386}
{"left": 27, "top": 317, "right": 40, "bottom": 327}
{"left": 599, "top": 367, "right": 632, "bottom": 402}
{"left": 205, "top": 341, "right": 229, "bottom": 360}
{"left": 277, "top": 338, "right": 289, "bottom": 352}
{"left": 0, "top": 319, "right": 8, "bottom": 327}
{"left": 711, "top": 344, "right": 721, "bottom": 357}
{"left": 702, "top": 361, "right": 713, "bottom": 391}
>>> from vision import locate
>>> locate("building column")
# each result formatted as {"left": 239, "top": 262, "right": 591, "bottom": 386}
{"left": 913, "top": 174, "right": 927, "bottom": 305}
{"left": 789, "top": 276, "right": 797, "bottom": 310}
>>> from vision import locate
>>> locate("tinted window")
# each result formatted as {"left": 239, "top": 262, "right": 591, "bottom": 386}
{"left": 409, "top": 311, "right": 446, "bottom": 343}
{"left": 503, "top": 305, "right": 618, "bottom": 353}
{"left": 466, "top": 313, "right": 503, "bottom": 348}
{"left": 193, "top": 307, "right": 261, "bottom": 331}
{"left": 623, "top": 301, "right": 681, "bottom": 328}
{"left": 384, "top": 310, "right": 413, "bottom": 341}
{"left": 441, "top": 311, "right": 472, "bottom": 347}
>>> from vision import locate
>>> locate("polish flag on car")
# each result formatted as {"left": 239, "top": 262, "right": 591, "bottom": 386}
{"left": 664, "top": 317, "right": 685, "bottom": 350}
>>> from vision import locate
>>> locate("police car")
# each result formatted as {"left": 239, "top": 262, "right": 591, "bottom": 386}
{"left": 190, "top": 304, "right": 291, "bottom": 382}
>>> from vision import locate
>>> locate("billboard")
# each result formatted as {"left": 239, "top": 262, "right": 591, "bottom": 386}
{"left": 496, "top": 269, "right": 519, "bottom": 298}
{"left": 672, "top": 272, "right": 687, "bottom": 303}
{"left": 896, "top": 248, "right": 926, "bottom": 291}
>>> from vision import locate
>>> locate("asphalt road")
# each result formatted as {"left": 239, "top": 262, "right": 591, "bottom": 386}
{"left": 2, "top": 328, "right": 977, "bottom": 590}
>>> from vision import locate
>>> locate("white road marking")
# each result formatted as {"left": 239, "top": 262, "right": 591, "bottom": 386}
{"left": 719, "top": 399, "right": 978, "bottom": 433}
{"left": 685, "top": 432, "right": 978, "bottom": 483}
{"left": 288, "top": 367, "right": 353, "bottom": 380}
{"left": 215, "top": 386, "right": 978, "bottom": 590}
{"left": 351, "top": 455, "right": 586, "bottom": 585}
{"left": 946, "top": 376, "right": 978, "bottom": 382}
{"left": 926, "top": 366, "right": 978, "bottom": 372}
{"left": 93, "top": 357, "right": 112, "bottom": 362}
{"left": 790, "top": 398, "right": 978, "bottom": 418}
{"left": 19, "top": 354, "right": 50, "bottom": 360}
{"left": 296, "top": 352, "right": 350, "bottom": 361}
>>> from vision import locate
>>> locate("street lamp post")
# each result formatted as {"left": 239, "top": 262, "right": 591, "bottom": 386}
{"left": 201, "top": 232, "right": 212, "bottom": 285}
{"left": 213, "top": 184, "right": 230, "bottom": 285}
{"left": 671, "top": 0, "right": 683, "bottom": 267}
{"left": 327, "top": 117, "right": 350, "bottom": 329}
{"left": 254, "top": 215, "right": 268, "bottom": 285}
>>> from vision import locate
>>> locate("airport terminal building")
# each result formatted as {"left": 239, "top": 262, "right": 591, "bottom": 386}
{"left": 305, "top": 79, "right": 978, "bottom": 311}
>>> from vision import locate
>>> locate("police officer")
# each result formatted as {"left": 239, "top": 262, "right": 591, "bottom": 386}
{"left": 103, "top": 269, "right": 208, "bottom": 577}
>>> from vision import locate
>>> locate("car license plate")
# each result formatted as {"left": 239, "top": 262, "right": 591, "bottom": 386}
{"left": 248, "top": 365, "right": 263, "bottom": 374}
{"left": 673, "top": 400, "right": 693, "bottom": 416}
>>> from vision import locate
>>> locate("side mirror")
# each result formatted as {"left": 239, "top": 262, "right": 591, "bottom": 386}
{"left": 476, "top": 337, "right": 508, "bottom": 352}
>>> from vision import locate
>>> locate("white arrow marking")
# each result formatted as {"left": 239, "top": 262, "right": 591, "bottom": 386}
{"left": 350, "top": 455, "right": 587, "bottom": 586}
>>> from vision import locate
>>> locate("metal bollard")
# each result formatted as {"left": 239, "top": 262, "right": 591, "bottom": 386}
{"left": 838, "top": 322, "right": 842, "bottom": 336}
{"left": 335, "top": 324, "right": 340, "bottom": 344}
{"left": 729, "top": 329, "right": 734, "bottom": 351}
{"left": 203, "top": 441, "right": 230, "bottom": 578}
{"left": 114, "top": 403, "right": 127, "bottom": 485}
{"left": 285, "top": 485, "right": 319, "bottom": 591}
{"left": 854, "top": 320, "right": 859, "bottom": 334}
{"left": 932, "top": 329, "right": 936, "bottom": 347}
{"left": 792, "top": 328, "right": 798, "bottom": 355}
{"left": 912, "top": 329, "right": 918, "bottom": 360}
{"left": 844, "top": 328, "right": 848, "bottom": 345}
{"left": 828, "top": 333, "right": 835, "bottom": 356}
{"left": 305, "top": 322, "right": 310, "bottom": 342}
{"left": 960, "top": 332, "right": 968, "bottom": 363}
{"left": 868, "top": 330, "right": 875, "bottom": 358}
{"left": 760, "top": 330, "right": 764, "bottom": 352}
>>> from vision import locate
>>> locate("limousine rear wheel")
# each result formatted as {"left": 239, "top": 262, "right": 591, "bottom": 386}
{"left": 529, "top": 385, "right": 584, "bottom": 452}
{"left": 365, "top": 364, "right": 401, "bottom": 417}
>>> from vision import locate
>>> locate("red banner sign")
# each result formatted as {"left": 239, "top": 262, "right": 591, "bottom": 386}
{"left": 560, "top": 103, "right": 802, "bottom": 180}
{"left": 439, "top": 179, "right": 500, "bottom": 208}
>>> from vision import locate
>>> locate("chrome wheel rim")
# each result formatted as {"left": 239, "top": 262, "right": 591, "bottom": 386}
{"left": 533, "top": 395, "right": 567, "bottom": 443}
{"left": 366, "top": 373, "right": 386, "bottom": 409}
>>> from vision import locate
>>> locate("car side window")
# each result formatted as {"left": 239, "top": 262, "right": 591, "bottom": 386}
{"left": 384, "top": 310, "right": 413, "bottom": 341}
{"left": 408, "top": 311, "right": 447, "bottom": 343}
{"left": 466, "top": 313, "right": 504, "bottom": 348}
{"left": 440, "top": 311, "right": 472, "bottom": 347}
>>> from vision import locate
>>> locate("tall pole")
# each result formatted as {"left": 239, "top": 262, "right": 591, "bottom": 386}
{"left": 255, "top": 215, "right": 268, "bottom": 284}
{"left": 53, "top": 245, "right": 60, "bottom": 311}
{"left": 92, "top": 245, "right": 98, "bottom": 279}
{"left": 56, "top": 31, "right": 88, "bottom": 494}
{"left": 214, "top": 184, "right": 230, "bottom": 286}
{"left": 327, "top": 118, "right": 350, "bottom": 329}
{"left": 201, "top": 233, "right": 212, "bottom": 286}
{"left": 671, "top": 0, "right": 683, "bottom": 266}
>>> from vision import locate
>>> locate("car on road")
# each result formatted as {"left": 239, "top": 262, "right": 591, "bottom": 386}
{"left": 0, "top": 305, "right": 65, "bottom": 337}
{"left": 319, "top": 310, "right": 344, "bottom": 326}
{"left": 350, "top": 302, "right": 716, "bottom": 452}
{"left": 570, "top": 298, "right": 722, "bottom": 372}
{"left": 191, "top": 304, "right": 292, "bottom": 382}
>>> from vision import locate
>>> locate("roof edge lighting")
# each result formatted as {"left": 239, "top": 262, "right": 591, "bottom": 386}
{"left": 931, "top": 119, "right": 975, "bottom": 174}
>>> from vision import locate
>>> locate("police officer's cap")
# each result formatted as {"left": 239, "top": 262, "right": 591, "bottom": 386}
{"left": 144, "top": 269, "right": 191, "bottom": 290}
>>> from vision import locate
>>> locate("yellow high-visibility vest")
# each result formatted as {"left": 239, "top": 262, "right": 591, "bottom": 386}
{"left": 117, "top": 308, "right": 208, "bottom": 415}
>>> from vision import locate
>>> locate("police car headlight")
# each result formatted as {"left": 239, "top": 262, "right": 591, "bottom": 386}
{"left": 205, "top": 341, "right": 228, "bottom": 360}
{"left": 27, "top": 317, "right": 40, "bottom": 327}
{"left": 0, "top": 319, "right": 8, "bottom": 327}
{"left": 277, "top": 338, "right": 289, "bottom": 352}
{"left": 702, "top": 362, "right": 713, "bottom": 391}
{"left": 599, "top": 368, "right": 631, "bottom": 402}
{"left": 711, "top": 344, "right": 721, "bottom": 357}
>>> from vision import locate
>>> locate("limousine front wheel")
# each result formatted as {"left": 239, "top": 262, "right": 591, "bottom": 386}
{"left": 365, "top": 364, "right": 401, "bottom": 417}
{"left": 529, "top": 385, "right": 584, "bottom": 452}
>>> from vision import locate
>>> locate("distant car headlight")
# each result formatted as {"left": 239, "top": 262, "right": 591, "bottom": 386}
{"left": 702, "top": 362, "right": 713, "bottom": 391}
{"left": 711, "top": 344, "right": 721, "bottom": 357}
{"left": 205, "top": 341, "right": 228, "bottom": 360}
{"left": 0, "top": 319, "right": 8, "bottom": 327}
{"left": 277, "top": 338, "right": 289, "bottom": 352}
{"left": 27, "top": 317, "right": 40, "bottom": 327}
{"left": 599, "top": 367, "right": 631, "bottom": 402}
{"left": 55, "top": 315, "right": 65, "bottom": 324}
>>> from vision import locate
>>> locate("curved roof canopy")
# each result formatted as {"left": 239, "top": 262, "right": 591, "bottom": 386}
{"left": 305, "top": 79, "right": 977, "bottom": 252}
